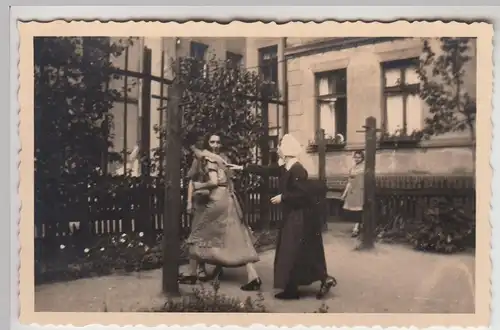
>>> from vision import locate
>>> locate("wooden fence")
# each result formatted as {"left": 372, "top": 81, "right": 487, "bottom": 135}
{"left": 35, "top": 174, "right": 474, "bottom": 240}
{"left": 325, "top": 174, "right": 475, "bottom": 227}
{"left": 34, "top": 173, "right": 281, "bottom": 245}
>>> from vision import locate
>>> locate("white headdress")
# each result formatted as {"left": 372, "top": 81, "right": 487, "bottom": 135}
{"left": 278, "top": 134, "right": 314, "bottom": 171}
{"left": 279, "top": 134, "right": 302, "bottom": 158}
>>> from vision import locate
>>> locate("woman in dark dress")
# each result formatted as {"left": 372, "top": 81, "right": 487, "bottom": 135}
{"left": 226, "top": 134, "right": 336, "bottom": 300}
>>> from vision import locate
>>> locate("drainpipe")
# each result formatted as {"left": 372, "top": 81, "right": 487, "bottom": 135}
{"left": 281, "top": 37, "right": 289, "bottom": 135}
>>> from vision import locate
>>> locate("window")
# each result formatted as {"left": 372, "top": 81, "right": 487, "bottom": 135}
{"left": 258, "top": 45, "right": 278, "bottom": 85}
{"left": 268, "top": 128, "right": 280, "bottom": 165}
{"left": 226, "top": 51, "right": 243, "bottom": 69}
{"left": 190, "top": 41, "right": 209, "bottom": 78}
{"left": 382, "top": 58, "right": 421, "bottom": 134}
{"left": 190, "top": 41, "right": 208, "bottom": 60}
{"left": 315, "top": 69, "right": 347, "bottom": 141}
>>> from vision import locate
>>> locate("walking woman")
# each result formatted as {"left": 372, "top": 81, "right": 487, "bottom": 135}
{"left": 179, "top": 133, "right": 263, "bottom": 291}
{"left": 228, "top": 134, "right": 336, "bottom": 300}
{"left": 341, "top": 150, "right": 365, "bottom": 237}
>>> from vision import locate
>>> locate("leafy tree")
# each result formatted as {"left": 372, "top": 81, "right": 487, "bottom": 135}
{"left": 152, "top": 56, "right": 277, "bottom": 186}
{"left": 416, "top": 37, "right": 476, "bottom": 171}
{"left": 34, "top": 37, "right": 134, "bottom": 227}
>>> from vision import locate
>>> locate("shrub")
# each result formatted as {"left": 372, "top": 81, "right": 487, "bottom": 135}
{"left": 407, "top": 199, "right": 475, "bottom": 253}
{"left": 36, "top": 228, "right": 278, "bottom": 284}
{"left": 377, "top": 199, "right": 475, "bottom": 253}
{"left": 149, "top": 281, "right": 267, "bottom": 313}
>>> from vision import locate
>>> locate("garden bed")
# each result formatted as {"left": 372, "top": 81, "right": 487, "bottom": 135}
{"left": 35, "top": 229, "right": 278, "bottom": 285}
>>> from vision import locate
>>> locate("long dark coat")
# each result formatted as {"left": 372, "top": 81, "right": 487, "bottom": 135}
{"left": 245, "top": 162, "right": 328, "bottom": 289}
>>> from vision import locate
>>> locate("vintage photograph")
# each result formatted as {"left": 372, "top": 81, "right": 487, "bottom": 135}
{"left": 18, "top": 21, "right": 492, "bottom": 327}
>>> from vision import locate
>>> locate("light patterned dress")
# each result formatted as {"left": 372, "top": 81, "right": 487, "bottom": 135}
{"left": 186, "top": 156, "right": 259, "bottom": 267}
{"left": 343, "top": 162, "right": 365, "bottom": 211}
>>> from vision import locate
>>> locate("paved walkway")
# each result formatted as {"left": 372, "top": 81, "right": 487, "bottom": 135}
{"left": 35, "top": 225, "right": 475, "bottom": 313}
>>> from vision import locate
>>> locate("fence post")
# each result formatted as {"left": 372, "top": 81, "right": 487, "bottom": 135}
{"left": 360, "top": 116, "right": 377, "bottom": 249}
{"left": 140, "top": 46, "right": 152, "bottom": 176}
{"left": 162, "top": 58, "right": 182, "bottom": 296}
{"left": 316, "top": 129, "right": 328, "bottom": 231}
{"left": 260, "top": 94, "right": 270, "bottom": 229}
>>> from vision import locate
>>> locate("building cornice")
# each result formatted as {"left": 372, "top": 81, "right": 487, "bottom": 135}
{"left": 284, "top": 37, "right": 409, "bottom": 60}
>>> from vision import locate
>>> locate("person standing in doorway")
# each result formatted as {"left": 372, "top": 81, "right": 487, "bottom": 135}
{"left": 341, "top": 150, "right": 365, "bottom": 237}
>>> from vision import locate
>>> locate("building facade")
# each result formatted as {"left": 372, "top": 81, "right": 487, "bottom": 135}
{"left": 283, "top": 37, "right": 476, "bottom": 177}
{"left": 109, "top": 37, "right": 248, "bottom": 175}
{"left": 108, "top": 37, "right": 476, "bottom": 177}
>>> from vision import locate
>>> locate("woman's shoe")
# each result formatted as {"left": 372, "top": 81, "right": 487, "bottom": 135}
{"left": 316, "top": 276, "right": 337, "bottom": 299}
{"left": 240, "top": 277, "right": 262, "bottom": 291}
{"left": 351, "top": 223, "right": 360, "bottom": 237}
{"left": 212, "top": 266, "right": 224, "bottom": 280}
{"left": 178, "top": 273, "right": 198, "bottom": 285}
{"left": 197, "top": 268, "right": 210, "bottom": 282}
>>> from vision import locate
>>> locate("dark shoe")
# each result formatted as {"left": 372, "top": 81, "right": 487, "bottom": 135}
{"left": 197, "top": 268, "right": 210, "bottom": 282}
{"left": 274, "top": 290, "right": 300, "bottom": 300}
{"left": 178, "top": 274, "right": 198, "bottom": 285}
{"left": 240, "top": 277, "right": 262, "bottom": 291}
{"left": 212, "top": 266, "right": 224, "bottom": 280}
{"left": 316, "top": 276, "right": 337, "bottom": 299}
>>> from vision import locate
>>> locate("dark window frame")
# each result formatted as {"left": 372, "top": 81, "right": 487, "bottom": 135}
{"left": 314, "top": 68, "right": 348, "bottom": 143}
{"left": 381, "top": 57, "right": 420, "bottom": 134}
{"left": 226, "top": 51, "right": 243, "bottom": 69}
{"left": 258, "top": 45, "right": 278, "bottom": 86}
{"left": 190, "top": 41, "right": 209, "bottom": 60}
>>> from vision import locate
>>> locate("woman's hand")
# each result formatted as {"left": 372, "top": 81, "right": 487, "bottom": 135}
{"left": 270, "top": 194, "right": 282, "bottom": 204}
{"left": 186, "top": 202, "right": 193, "bottom": 214}
{"left": 227, "top": 164, "right": 243, "bottom": 171}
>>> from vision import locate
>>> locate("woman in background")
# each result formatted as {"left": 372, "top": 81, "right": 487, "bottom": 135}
{"left": 341, "top": 150, "right": 365, "bottom": 237}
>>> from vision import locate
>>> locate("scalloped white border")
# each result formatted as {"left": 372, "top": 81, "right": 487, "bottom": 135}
{"left": 14, "top": 17, "right": 494, "bottom": 329}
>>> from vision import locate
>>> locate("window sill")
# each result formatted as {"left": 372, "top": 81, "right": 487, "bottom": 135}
{"left": 306, "top": 142, "right": 346, "bottom": 153}
{"left": 379, "top": 138, "right": 422, "bottom": 149}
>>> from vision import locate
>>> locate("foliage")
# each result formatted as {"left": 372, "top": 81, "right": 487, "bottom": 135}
{"left": 379, "top": 128, "right": 424, "bottom": 148}
{"left": 376, "top": 199, "right": 475, "bottom": 253}
{"left": 149, "top": 281, "right": 268, "bottom": 313}
{"left": 416, "top": 37, "right": 476, "bottom": 141}
{"left": 380, "top": 128, "right": 424, "bottom": 141}
{"left": 35, "top": 227, "right": 278, "bottom": 284}
{"left": 146, "top": 280, "right": 331, "bottom": 313}
{"left": 307, "top": 133, "right": 346, "bottom": 152}
{"left": 35, "top": 37, "right": 136, "bottom": 224}
{"left": 151, "top": 56, "right": 278, "bottom": 189}
{"left": 407, "top": 199, "right": 475, "bottom": 253}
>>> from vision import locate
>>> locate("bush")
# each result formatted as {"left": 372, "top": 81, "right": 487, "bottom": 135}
{"left": 148, "top": 281, "right": 267, "bottom": 313}
{"left": 407, "top": 200, "right": 475, "bottom": 253}
{"left": 36, "top": 228, "right": 278, "bottom": 284}
{"left": 377, "top": 199, "right": 475, "bottom": 253}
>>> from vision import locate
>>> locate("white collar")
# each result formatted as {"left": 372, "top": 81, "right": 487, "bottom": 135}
{"left": 284, "top": 157, "right": 298, "bottom": 171}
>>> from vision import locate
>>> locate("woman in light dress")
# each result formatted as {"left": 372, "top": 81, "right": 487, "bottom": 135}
{"left": 179, "top": 133, "right": 263, "bottom": 291}
{"left": 341, "top": 150, "right": 365, "bottom": 237}
{"left": 183, "top": 154, "right": 212, "bottom": 281}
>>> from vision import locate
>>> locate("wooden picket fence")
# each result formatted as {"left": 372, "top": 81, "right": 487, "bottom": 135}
{"left": 35, "top": 174, "right": 474, "bottom": 244}
{"left": 34, "top": 174, "right": 282, "bottom": 243}
{"left": 325, "top": 174, "right": 475, "bottom": 226}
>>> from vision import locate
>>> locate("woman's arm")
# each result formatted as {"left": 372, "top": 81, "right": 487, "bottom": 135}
{"left": 281, "top": 165, "right": 309, "bottom": 204}
{"left": 190, "top": 145, "right": 227, "bottom": 168}
{"left": 187, "top": 180, "right": 194, "bottom": 200}
{"left": 192, "top": 160, "right": 219, "bottom": 190}
{"left": 242, "top": 163, "right": 282, "bottom": 177}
